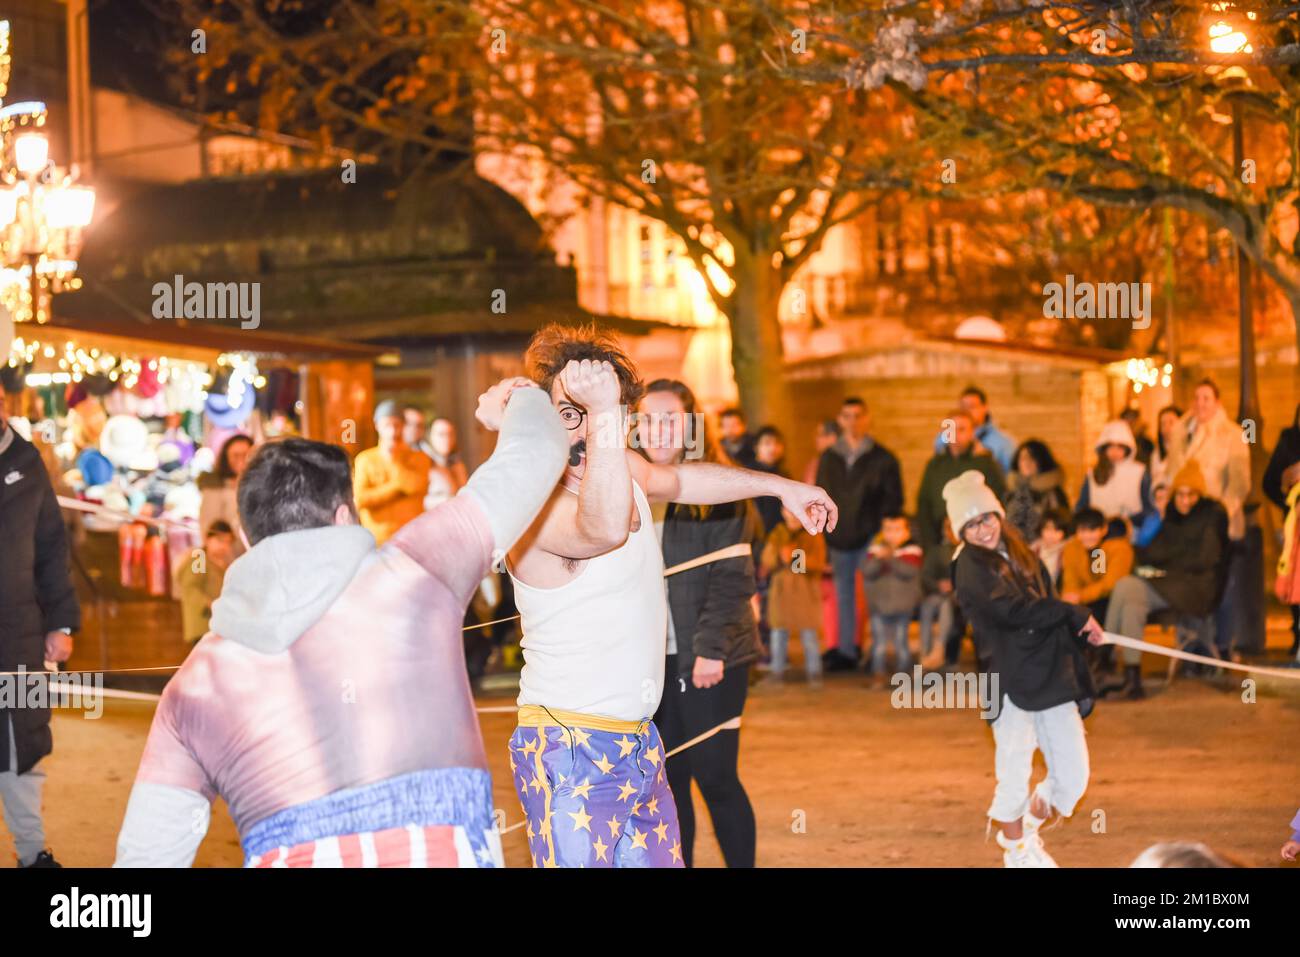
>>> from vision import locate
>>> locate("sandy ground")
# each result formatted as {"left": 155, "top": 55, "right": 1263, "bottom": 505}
{"left": 3, "top": 656, "right": 1297, "bottom": 868}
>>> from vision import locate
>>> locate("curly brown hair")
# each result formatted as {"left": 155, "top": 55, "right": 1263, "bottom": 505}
{"left": 524, "top": 323, "right": 644, "bottom": 408}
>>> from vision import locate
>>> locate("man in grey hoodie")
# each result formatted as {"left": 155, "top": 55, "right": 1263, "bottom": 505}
{"left": 115, "top": 377, "right": 567, "bottom": 867}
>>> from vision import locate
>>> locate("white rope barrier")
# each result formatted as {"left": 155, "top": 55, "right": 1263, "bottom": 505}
{"left": 57, "top": 495, "right": 196, "bottom": 531}
{"left": 1101, "top": 631, "right": 1300, "bottom": 681}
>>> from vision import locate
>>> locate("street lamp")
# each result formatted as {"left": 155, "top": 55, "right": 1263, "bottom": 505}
{"left": 0, "top": 103, "right": 95, "bottom": 325}
{"left": 1206, "top": 6, "right": 1267, "bottom": 655}
{"left": 1205, "top": 10, "right": 1259, "bottom": 431}
{"left": 0, "top": 21, "right": 95, "bottom": 328}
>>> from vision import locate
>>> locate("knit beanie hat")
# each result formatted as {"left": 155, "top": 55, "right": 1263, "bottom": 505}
{"left": 943, "top": 469, "right": 1005, "bottom": 535}
{"left": 1171, "top": 459, "right": 1207, "bottom": 496}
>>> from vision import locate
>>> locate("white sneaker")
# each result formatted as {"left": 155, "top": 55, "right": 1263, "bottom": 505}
{"left": 995, "top": 830, "right": 1039, "bottom": 867}
{"left": 1022, "top": 812, "right": 1060, "bottom": 867}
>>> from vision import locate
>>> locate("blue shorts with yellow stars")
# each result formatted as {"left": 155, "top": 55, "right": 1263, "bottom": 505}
{"left": 509, "top": 705, "right": 683, "bottom": 868}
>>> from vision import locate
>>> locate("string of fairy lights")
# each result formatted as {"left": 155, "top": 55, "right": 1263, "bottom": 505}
{"left": 7, "top": 331, "right": 266, "bottom": 403}
{"left": 1124, "top": 357, "right": 1174, "bottom": 394}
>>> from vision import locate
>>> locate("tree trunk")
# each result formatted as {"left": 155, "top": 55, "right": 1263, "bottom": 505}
{"left": 725, "top": 249, "right": 794, "bottom": 438}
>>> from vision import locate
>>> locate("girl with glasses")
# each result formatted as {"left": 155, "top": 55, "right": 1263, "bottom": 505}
{"left": 943, "top": 470, "right": 1105, "bottom": 868}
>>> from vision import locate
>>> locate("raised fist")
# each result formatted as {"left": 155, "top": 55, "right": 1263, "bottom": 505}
{"left": 559, "top": 359, "right": 621, "bottom": 415}
{"left": 475, "top": 376, "right": 538, "bottom": 432}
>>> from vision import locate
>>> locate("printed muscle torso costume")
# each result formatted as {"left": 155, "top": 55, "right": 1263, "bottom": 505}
{"left": 133, "top": 498, "right": 501, "bottom": 867}
{"left": 507, "top": 482, "right": 683, "bottom": 867}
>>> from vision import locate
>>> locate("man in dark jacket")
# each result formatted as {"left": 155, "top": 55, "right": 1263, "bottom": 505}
{"left": 0, "top": 388, "right": 79, "bottom": 867}
{"left": 815, "top": 397, "right": 903, "bottom": 671}
{"left": 1103, "top": 460, "right": 1229, "bottom": 700}
{"left": 917, "top": 410, "right": 1007, "bottom": 551}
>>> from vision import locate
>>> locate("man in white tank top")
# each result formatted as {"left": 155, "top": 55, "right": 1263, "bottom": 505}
{"left": 504, "top": 324, "right": 837, "bottom": 868}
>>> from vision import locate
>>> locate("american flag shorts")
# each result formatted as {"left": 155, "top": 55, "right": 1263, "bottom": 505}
{"left": 246, "top": 823, "right": 493, "bottom": 868}
{"left": 240, "top": 767, "right": 503, "bottom": 868}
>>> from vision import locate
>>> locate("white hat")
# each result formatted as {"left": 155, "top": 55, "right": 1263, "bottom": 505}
{"left": 1096, "top": 420, "right": 1136, "bottom": 455}
{"left": 99, "top": 415, "right": 150, "bottom": 468}
{"left": 943, "top": 470, "right": 1005, "bottom": 535}
{"left": 164, "top": 482, "right": 202, "bottom": 520}
{"left": 127, "top": 448, "right": 160, "bottom": 473}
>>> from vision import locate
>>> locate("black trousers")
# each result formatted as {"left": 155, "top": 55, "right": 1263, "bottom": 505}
{"left": 654, "top": 656, "right": 756, "bottom": 867}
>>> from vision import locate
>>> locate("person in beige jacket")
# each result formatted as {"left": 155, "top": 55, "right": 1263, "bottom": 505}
{"left": 1164, "top": 379, "right": 1250, "bottom": 541}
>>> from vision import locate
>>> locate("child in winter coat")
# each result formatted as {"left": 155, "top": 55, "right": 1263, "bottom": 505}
{"left": 174, "top": 520, "right": 235, "bottom": 645}
{"left": 862, "top": 513, "right": 924, "bottom": 687}
{"left": 1059, "top": 507, "right": 1135, "bottom": 689}
{"left": 761, "top": 508, "right": 828, "bottom": 685}
{"left": 945, "top": 470, "right": 1105, "bottom": 868}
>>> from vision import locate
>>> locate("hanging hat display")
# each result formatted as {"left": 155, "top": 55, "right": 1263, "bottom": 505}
{"left": 165, "top": 364, "right": 208, "bottom": 414}
{"left": 99, "top": 414, "right": 150, "bottom": 468}
{"left": 134, "top": 359, "right": 163, "bottom": 398}
{"left": 75, "top": 447, "right": 115, "bottom": 487}
{"left": 83, "top": 373, "right": 117, "bottom": 397}
{"left": 158, "top": 435, "right": 194, "bottom": 468}
{"left": 204, "top": 367, "right": 257, "bottom": 428}
{"left": 68, "top": 397, "right": 107, "bottom": 449}
{"left": 127, "top": 447, "right": 161, "bottom": 473}
{"left": 102, "top": 386, "right": 132, "bottom": 417}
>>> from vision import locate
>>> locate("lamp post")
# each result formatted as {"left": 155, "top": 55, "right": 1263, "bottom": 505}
{"left": 1207, "top": 10, "right": 1267, "bottom": 654}
{"left": 0, "top": 103, "right": 95, "bottom": 325}
{"left": 0, "top": 22, "right": 95, "bottom": 331}
{"left": 1207, "top": 15, "right": 1261, "bottom": 429}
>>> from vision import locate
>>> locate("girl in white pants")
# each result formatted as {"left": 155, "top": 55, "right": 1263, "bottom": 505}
{"left": 943, "top": 470, "right": 1105, "bottom": 867}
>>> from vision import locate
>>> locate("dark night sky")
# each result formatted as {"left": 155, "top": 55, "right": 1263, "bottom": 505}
{"left": 88, "top": 0, "right": 183, "bottom": 105}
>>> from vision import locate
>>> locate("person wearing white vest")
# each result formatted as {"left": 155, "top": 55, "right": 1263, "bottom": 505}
{"left": 1163, "top": 379, "right": 1253, "bottom": 657}
{"left": 1076, "top": 420, "right": 1154, "bottom": 539}
{"left": 504, "top": 324, "right": 837, "bottom": 869}
{"left": 1164, "top": 381, "right": 1251, "bottom": 542}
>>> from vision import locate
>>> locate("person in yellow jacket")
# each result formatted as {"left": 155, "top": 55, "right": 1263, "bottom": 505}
{"left": 353, "top": 400, "right": 430, "bottom": 545}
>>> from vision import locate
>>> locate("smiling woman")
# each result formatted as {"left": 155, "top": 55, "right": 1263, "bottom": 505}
{"left": 946, "top": 469, "right": 1105, "bottom": 869}
{"left": 639, "top": 378, "right": 762, "bottom": 870}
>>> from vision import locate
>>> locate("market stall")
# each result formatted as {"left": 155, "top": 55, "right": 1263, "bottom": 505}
{"left": 1, "top": 307, "right": 394, "bottom": 670}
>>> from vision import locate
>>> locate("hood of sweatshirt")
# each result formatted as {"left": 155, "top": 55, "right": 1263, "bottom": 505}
{"left": 210, "top": 523, "right": 377, "bottom": 654}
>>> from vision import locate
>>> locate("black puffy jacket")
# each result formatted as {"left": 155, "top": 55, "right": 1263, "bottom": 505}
{"left": 661, "top": 500, "right": 762, "bottom": 679}
{"left": 953, "top": 543, "right": 1094, "bottom": 717}
{"left": 0, "top": 430, "right": 80, "bottom": 774}
{"left": 1139, "top": 497, "right": 1229, "bottom": 618}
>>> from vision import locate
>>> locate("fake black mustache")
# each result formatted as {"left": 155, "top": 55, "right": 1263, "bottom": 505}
{"left": 568, "top": 439, "right": 587, "bottom": 467}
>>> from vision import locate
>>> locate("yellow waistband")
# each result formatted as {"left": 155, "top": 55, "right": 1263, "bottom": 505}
{"left": 516, "top": 705, "right": 645, "bottom": 734}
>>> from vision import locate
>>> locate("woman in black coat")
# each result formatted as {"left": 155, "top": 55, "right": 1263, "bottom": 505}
{"left": 1003, "top": 439, "right": 1070, "bottom": 544}
{"left": 0, "top": 395, "right": 80, "bottom": 867}
{"left": 638, "top": 379, "right": 762, "bottom": 868}
{"left": 944, "top": 470, "right": 1104, "bottom": 869}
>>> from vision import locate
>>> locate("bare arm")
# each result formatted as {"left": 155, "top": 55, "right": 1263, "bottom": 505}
{"left": 631, "top": 456, "right": 838, "bottom": 535}
{"left": 515, "top": 359, "right": 633, "bottom": 562}
{"left": 572, "top": 404, "right": 633, "bottom": 554}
